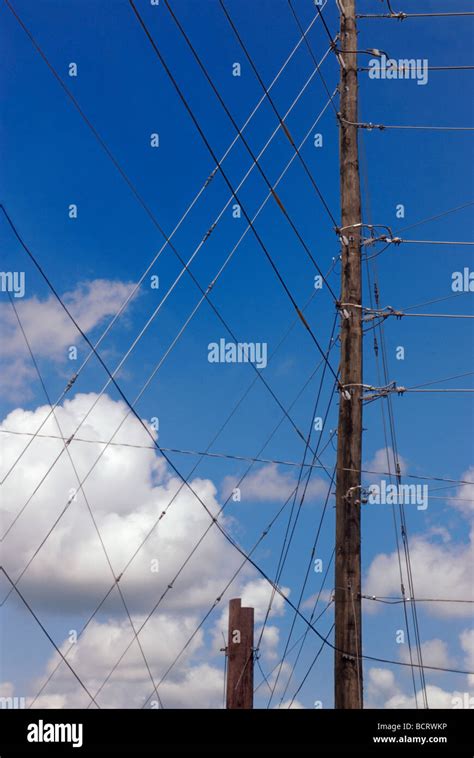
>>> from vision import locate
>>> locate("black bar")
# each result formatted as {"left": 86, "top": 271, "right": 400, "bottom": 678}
{"left": 0, "top": 709, "right": 472, "bottom": 755}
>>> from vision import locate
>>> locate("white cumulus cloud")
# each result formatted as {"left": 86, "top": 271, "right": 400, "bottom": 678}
{"left": 0, "top": 279, "right": 137, "bottom": 400}
{"left": 364, "top": 529, "right": 474, "bottom": 618}
{"left": 221, "top": 463, "right": 329, "bottom": 504}
{"left": 0, "top": 393, "right": 290, "bottom": 707}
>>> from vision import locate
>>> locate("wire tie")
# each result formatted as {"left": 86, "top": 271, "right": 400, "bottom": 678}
{"left": 65, "top": 373, "right": 78, "bottom": 392}
{"left": 297, "top": 308, "right": 310, "bottom": 330}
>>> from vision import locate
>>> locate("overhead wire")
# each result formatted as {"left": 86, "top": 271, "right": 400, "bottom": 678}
{"left": 286, "top": 0, "right": 339, "bottom": 115}
{"left": 0, "top": 68, "right": 335, "bottom": 486}
{"left": 1, "top": 258, "right": 339, "bottom": 591}
{"left": 257, "top": 390, "right": 339, "bottom": 703}
{"left": 338, "top": 116, "right": 474, "bottom": 131}
{"left": 0, "top": 567, "right": 101, "bottom": 708}
{"left": 25, "top": 272, "right": 340, "bottom": 705}
{"left": 1, "top": 90, "right": 339, "bottom": 538}
{"left": 259, "top": 318, "right": 339, "bottom": 705}
{"left": 134, "top": 477, "right": 474, "bottom": 709}
{"left": 359, "top": 66, "right": 474, "bottom": 72}
{"left": 359, "top": 129, "right": 420, "bottom": 704}
{"left": 218, "top": 0, "right": 339, "bottom": 227}
{"left": 2, "top": 429, "right": 472, "bottom": 488}
{"left": 3, "top": 0, "right": 470, "bottom": 708}
{"left": 254, "top": 316, "right": 338, "bottom": 665}
{"left": 288, "top": 623, "right": 335, "bottom": 707}
{"left": 254, "top": 595, "right": 334, "bottom": 695}
{"left": 395, "top": 201, "right": 474, "bottom": 235}
{"left": 374, "top": 270, "right": 428, "bottom": 708}
{"left": 275, "top": 550, "right": 335, "bottom": 706}
{"left": 266, "top": 462, "right": 337, "bottom": 708}
{"left": 362, "top": 595, "right": 474, "bottom": 605}
{"left": 104, "top": 476, "right": 313, "bottom": 709}
{"left": 14, "top": 364, "right": 474, "bottom": 710}
{"left": 0, "top": 212, "right": 347, "bottom": 715}
{"left": 357, "top": 11, "right": 474, "bottom": 20}
{"left": 160, "top": 0, "right": 339, "bottom": 297}
{"left": 368, "top": 238, "right": 474, "bottom": 246}
{"left": 132, "top": 528, "right": 474, "bottom": 714}
{"left": 129, "top": 0, "right": 341, "bottom": 386}
{"left": 4, "top": 293, "right": 165, "bottom": 708}
{"left": 2, "top": 0, "right": 335, "bottom": 479}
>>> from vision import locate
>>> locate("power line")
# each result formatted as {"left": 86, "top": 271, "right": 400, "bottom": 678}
{"left": 255, "top": 317, "right": 338, "bottom": 653}
{"left": 339, "top": 116, "right": 474, "bottom": 131}
{"left": 286, "top": 0, "right": 339, "bottom": 115}
{"left": 11, "top": 371, "right": 474, "bottom": 711}
{"left": 266, "top": 463, "right": 337, "bottom": 708}
{"left": 360, "top": 66, "right": 474, "bottom": 72}
{"left": 25, "top": 351, "right": 335, "bottom": 707}
{"left": 218, "top": 0, "right": 339, "bottom": 227}
{"left": 357, "top": 11, "right": 474, "bottom": 20}
{"left": 0, "top": 567, "right": 101, "bottom": 708}
{"left": 398, "top": 388, "right": 474, "bottom": 394}
{"left": 360, "top": 130, "right": 422, "bottom": 705}
{"left": 0, "top": 89, "right": 336, "bottom": 493}
{"left": 1, "top": 1, "right": 334, "bottom": 483}
{"left": 129, "top": 0, "right": 340, "bottom": 386}
{"left": 258, "top": 327, "right": 339, "bottom": 706}
{"left": 386, "top": 238, "right": 474, "bottom": 246}
{"left": 0, "top": 87, "right": 339, "bottom": 500}
{"left": 136, "top": 516, "right": 474, "bottom": 709}
{"left": 132, "top": 539, "right": 474, "bottom": 712}
{"left": 5, "top": 293, "right": 165, "bottom": 708}
{"left": 4, "top": 0, "right": 338, "bottom": 487}
{"left": 22, "top": 293, "right": 340, "bottom": 704}
{"left": 97, "top": 478, "right": 307, "bottom": 709}
{"left": 20, "top": 299, "right": 462, "bottom": 711}
{"left": 367, "top": 310, "right": 474, "bottom": 320}
{"left": 1, "top": 208, "right": 346, "bottom": 710}
{"left": 161, "top": 0, "right": 339, "bottom": 298}
{"left": 362, "top": 595, "right": 474, "bottom": 605}
{"left": 362, "top": 384, "right": 474, "bottom": 402}
{"left": 258, "top": 382, "right": 339, "bottom": 705}
{"left": 276, "top": 553, "right": 335, "bottom": 706}
{"left": 3, "top": 99, "right": 340, "bottom": 536}
{"left": 403, "top": 293, "right": 469, "bottom": 311}
{"left": 2, "top": 429, "right": 472, "bottom": 487}
{"left": 343, "top": 302, "right": 474, "bottom": 321}
{"left": 364, "top": 237, "right": 474, "bottom": 262}
{"left": 2, "top": 293, "right": 333, "bottom": 547}
{"left": 306, "top": 0, "right": 342, "bottom": 68}
{"left": 254, "top": 596, "right": 334, "bottom": 695}
{"left": 396, "top": 201, "right": 474, "bottom": 234}
{"left": 0, "top": 68, "right": 334, "bottom": 483}
{"left": 288, "top": 623, "right": 334, "bottom": 707}
{"left": 406, "top": 372, "right": 474, "bottom": 390}
{"left": 5, "top": 0, "right": 472, "bottom": 708}
{"left": 3, "top": 236, "right": 340, "bottom": 559}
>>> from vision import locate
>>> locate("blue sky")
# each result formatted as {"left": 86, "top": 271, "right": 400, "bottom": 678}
{"left": 1, "top": 0, "right": 473, "bottom": 710}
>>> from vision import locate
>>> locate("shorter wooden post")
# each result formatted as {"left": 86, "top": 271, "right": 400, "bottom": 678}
{"left": 226, "top": 598, "right": 254, "bottom": 709}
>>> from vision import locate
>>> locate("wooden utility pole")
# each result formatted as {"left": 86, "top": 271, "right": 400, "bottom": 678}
{"left": 225, "top": 598, "right": 254, "bottom": 709}
{"left": 334, "top": 0, "right": 363, "bottom": 709}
